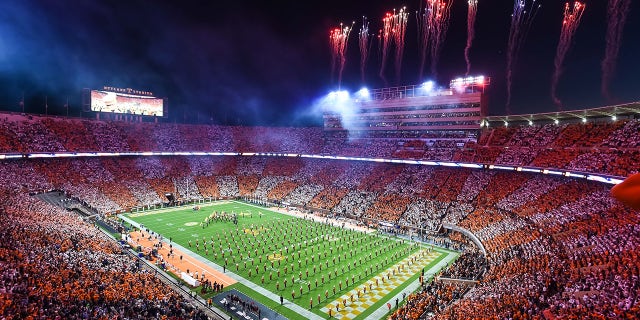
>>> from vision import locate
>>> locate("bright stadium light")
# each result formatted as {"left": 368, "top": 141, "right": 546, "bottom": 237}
{"left": 420, "top": 81, "right": 435, "bottom": 94}
{"left": 336, "top": 90, "right": 350, "bottom": 100}
{"left": 449, "top": 75, "right": 488, "bottom": 92}
{"left": 450, "top": 78, "right": 464, "bottom": 92}
{"left": 327, "top": 90, "right": 350, "bottom": 102}
{"left": 355, "top": 87, "right": 370, "bottom": 100}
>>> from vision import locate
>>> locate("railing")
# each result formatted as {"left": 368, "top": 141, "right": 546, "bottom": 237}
{"left": 442, "top": 223, "right": 486, "bottom": 256}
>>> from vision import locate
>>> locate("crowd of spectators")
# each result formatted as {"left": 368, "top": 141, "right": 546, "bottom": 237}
{"left": 495, "top": 175, "right": 564, "bottom": 212}
{"left": 215, "top": 176, "right": 239, "bottom": 198}
{"left": 0, "top": 154, "right": 637, "bottom": 319}
{"left": 364, "top": 193, "right": 412, "bottom": 222}
{"left": 390, "top": 281, "right": 471, "bottom": 320}
{"left": 1, "top": 112, "right": 639, "bottom": 176}
{"left": 332, "top": 190, "right": 378, "bottom": 217}
{"left": 601, "top": 119, "right": 640, "bottom": 148}
{"left": 235, "top": 157, "right": 266, "bottom": 176}
{"left": 456, "top": 170, "right": 493, "bottom": 203}
{"left": 283, "top": 183, "right": 323, "bottom": 206}
{"left": 0, "top": 112, "right": 638, "bottom": 319}
{"left": 0, "top": 191, "right": 208, "bottom": 319}
{"left": 266, "top": 180, "right": 298, "bottom": 201}
{"left": 440, "top": 250, "right": 486, "bottom": 280}
{"left": 384, "top": 166, "right": 432, "bottom": 195}
{"left": 236, "top": 175, "right": 259, "bottom": 196}
{"left": 307, "top": 186, "right": 350, "bottom": 211}
{"left": 400, "top": 199, "right": 444, "bottom": 232}
{"left": 174, "top": 175, "right": 202, "bottom": 200}
{"left": 193, "top": 176, "right": 220, "bottom": 198}
{"left": 253, "top": 176, "right": 283, "bottom": 200}
{"left": 435, "top": 174, "right": 638, "bottom": 319}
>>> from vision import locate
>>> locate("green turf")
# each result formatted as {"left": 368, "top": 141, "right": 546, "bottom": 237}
{"left": 125, "top": 201, "right": 454, "bottom": 319}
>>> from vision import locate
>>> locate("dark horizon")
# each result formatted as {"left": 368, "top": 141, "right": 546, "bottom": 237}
{"left": 0, "top": 0, "right": 638, "bottom": 126}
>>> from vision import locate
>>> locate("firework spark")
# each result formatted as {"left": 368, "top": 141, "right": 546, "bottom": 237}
{"left": 378, "top": 9, "right": 408, "bottom": 86}
{"left": 392, "top": 8, "right": 409, "bottom": 84}
{"left": 551, "top": 2, "right": 585, "bottom": 109}
{"left": 359, "top": 17, "right": 372, "bottom": 84}
{"left": 506, "top": 0, "right": 540, "bottom": 114}
{"left": 465, "top": 0, "right": 478, "bottom": 76}
{"left": 602, "top": 0, "right": 631, "bottom": 101}
{"left": 379, "top": 12, "right": 393, "bottom": 85}
{"left": 417, "top": 0, "right": 453, "bottom": 81}
{"left": 329, "top": 22, "right": 354, "bottom": 89}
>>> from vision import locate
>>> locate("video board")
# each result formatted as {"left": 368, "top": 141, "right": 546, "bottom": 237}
{"left": 90, "top": 89, "right": 164, "bottom": 117}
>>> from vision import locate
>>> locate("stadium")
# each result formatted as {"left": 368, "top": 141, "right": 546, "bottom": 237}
{"left": 2, "top": 88, "right": 639, "bottom": 320}
{"left": 1, "top": 1, "right": 639, "bottom": 320}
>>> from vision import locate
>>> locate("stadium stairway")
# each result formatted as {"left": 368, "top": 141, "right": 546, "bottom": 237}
{"left": 33, "top": 191, "right": 97, "bottom": 217}
{"left": 33, "top": 191, "right": 66, "bottom": 208}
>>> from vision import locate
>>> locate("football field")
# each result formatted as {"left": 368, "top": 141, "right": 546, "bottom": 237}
{"left": 124, "top": 201, "right": 455, "bottom": 319}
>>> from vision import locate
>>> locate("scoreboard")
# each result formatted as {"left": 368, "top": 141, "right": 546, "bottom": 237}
{"left": 89, "top": 88, "right": 166, "bottom": 117}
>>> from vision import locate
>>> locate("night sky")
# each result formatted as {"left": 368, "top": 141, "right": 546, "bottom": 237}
{"left": 0, "top": 0, "right": 638, "bottom": 126}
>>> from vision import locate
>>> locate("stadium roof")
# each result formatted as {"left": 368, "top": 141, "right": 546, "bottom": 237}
{"left": 484, "top": 101, "right": 640, "bottom": 125}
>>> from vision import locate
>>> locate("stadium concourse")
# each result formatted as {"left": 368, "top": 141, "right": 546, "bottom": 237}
{"left": 0, "top": 111, "right": 638, "bottom": 319}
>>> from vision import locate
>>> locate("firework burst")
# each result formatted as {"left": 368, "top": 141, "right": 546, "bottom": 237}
{"left": 551, "top": 2, "right": 585, "bottom": 109}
